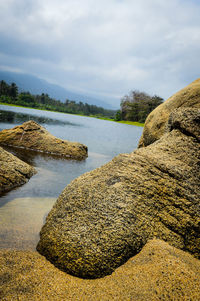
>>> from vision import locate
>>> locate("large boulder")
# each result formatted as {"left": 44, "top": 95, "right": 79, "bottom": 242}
{"left": 0, "top": 146, "right": 36, "bottom": 195}
{"left": 138, "top": 78, "right": 200, "bottom": 148}
{"left": 1, "top": 240, "right": 200, "bottom": 300}
{"left": 37, "top": 108, "right": 200, "bottom": 278}
{"left": 0, "top": 120, "right": 88, "bottom": 160}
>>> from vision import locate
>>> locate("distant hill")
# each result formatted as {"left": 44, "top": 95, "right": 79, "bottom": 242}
{"left": 0, "top": 71, "right": 113, "bottom": 109}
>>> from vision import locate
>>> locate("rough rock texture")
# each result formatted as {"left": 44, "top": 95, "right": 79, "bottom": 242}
{"left": 0, "top": 120, "right": 88, "bottom": 160}
{"left": 0, "top": 146, "right": 36, "bottom": 195}
{"left": 1, "top": 240, "right": 200, "bottom": 300}
{"left": 37, "top": 108, "right": 200, "bottom": 278}
{"left": 138, "top": 78, "right": 200, "bottom": 148}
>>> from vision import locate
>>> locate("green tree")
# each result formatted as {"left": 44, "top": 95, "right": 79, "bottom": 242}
{"left": 115, "top": 110, "right": 122, "bottom": 121}
{"left": 9, "top": 82, "right": 18, "bottom": 100}
{"left": 0, "top": 80, "right": 9, "bottom": 96}
{"left": 18, "top": 92, "right": 35, "bottom": 105}
{"left": 120, "top": 90, "right": 163, "bottom": 123}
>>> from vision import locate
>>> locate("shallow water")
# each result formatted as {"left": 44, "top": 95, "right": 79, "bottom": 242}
{"left": 0, "top": 104, "right": 143, "bottom": 250}
{"left": 0, "top": 197, "right": 56, "bottom": 249}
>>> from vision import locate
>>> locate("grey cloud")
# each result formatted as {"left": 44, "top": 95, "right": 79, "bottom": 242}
{"left": 0, "top": 0, "right": 200, "bottom": 107}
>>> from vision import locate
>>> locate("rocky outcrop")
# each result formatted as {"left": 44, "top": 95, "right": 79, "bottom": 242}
{"left": 138, "top": 78, "right": 200, "bottom": 147}
{"left": 0, "top": 120, "right": 88, "bottom": 160}
{"left": 37, "top": 108, "right": 200, "bottom": 278}
{"left": 0, "top": 146, "right": 36, "bottom": 195}
{"left": 1, "top": 240, "right": 200, "bottom": 300}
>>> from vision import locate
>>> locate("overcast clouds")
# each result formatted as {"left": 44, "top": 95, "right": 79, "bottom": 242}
{"left": 0, "top": 0, "right": 200, "bottom": 107}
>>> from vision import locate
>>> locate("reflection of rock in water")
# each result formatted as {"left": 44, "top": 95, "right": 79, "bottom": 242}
{"left": 2, "top": 145, "right": 77, "bottom": 166}
{"left": 2, "top": 145, "right": 38, "bottom": 166}
{"left": 0, "top": 197, "right": 56, "bottom": 250}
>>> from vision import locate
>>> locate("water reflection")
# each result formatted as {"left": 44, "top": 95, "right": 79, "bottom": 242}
{"left": 0, "top": 109, "right": 77, "bottom": 126}
{"left": 3, "top": 145, "right": 87, "bottom": 167}
{"left": 2, "top": 145, "right": 39, "bottom": 166}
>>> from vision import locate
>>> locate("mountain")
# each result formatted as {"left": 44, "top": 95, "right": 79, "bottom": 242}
{"left": 0, "top": 71, "right": 114, "bottom": 109}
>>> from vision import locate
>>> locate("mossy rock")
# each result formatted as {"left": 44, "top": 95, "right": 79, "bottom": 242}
{"left": 138, "top": 78, "right": 200, "bottom": 148}
{"left": 1, "top": 240, "right": 200, "bottom": 300}
{"left": 0, "top": 120, "right": 88, "bottom": 160}
{"left": 37, "top": 108, "right": 200, "bottom": 278}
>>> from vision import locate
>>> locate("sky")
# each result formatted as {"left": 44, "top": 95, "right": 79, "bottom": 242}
{"left": 0, "top": 0, "right": 200, "bottom": 107}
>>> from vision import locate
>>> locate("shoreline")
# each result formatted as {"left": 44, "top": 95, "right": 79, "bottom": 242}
{"left": 0, "top": 102, "right": 144, "bottom": 127}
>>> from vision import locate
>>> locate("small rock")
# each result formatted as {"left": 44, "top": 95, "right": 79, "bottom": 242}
{"left": 0, "top": 120, "right": 88, "bottom": 160}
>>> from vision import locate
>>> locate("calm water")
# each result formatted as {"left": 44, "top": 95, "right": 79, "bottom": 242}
{"left": 0, "top": 104, "right": 143, "bottom": 250}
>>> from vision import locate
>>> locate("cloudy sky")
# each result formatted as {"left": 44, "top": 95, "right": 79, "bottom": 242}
{"left": 0, "top": 0, "right": 200, "bottom": 107}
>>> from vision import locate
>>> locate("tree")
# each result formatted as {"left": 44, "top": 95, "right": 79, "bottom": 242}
{"left": 120, "top": 90, "right": 163, "bottom": 123}
{"left": 114, "top": 110, "right": 122, "bottom": 121}
{"left": 18, "top": 92, "right": 35, "bottom": 104}
{"left": 41, "top": 93, "right": 46, "bottom": 104}
{"left": 9, "top": 82, "right": 18, "bottom": 100}
{"left": 0, "top": 80, "right": 9, "bottom": 96}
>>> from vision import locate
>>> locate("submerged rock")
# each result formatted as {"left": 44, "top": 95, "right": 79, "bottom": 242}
{"left": 138, "top": 78, "right": 200, "bottom": 148}
{"left": 1, "top": 240, "right": 200, "bottom": 300}
{"left": 0, "top": 120, "right": 88, "bottom": 160}
{"left": 0, "top": 146, "right": 36, "bottom": 195}
{"left": 37, "top": 108, "right": 200, "bottom": 278}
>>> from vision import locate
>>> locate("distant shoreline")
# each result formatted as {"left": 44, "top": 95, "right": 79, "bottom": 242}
{"left": 0, "top": 102, "right": 144, "bottom": 127}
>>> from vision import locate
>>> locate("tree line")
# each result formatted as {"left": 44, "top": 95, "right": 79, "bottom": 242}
{"left": 0, "top": 80, "right": 164, "bottom": 123}
{"left": 0, "top": 80, "right": 116, "bottom": 118}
